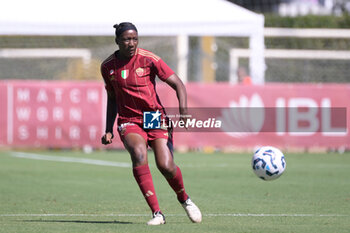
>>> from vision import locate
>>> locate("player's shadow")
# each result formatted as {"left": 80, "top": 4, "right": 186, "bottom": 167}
{"left": 21, "top": 219, "right": 133, "bottom": 224}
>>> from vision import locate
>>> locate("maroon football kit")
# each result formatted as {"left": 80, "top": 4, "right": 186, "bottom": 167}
{"left": 100, "top": 23, "right": 202, "bottom": 224}
{"left": 101, "top": 48, "right": 174, "bottom": 143}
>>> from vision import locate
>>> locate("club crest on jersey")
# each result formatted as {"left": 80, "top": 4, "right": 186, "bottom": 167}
{"left": 121, "top": 69, "right": 129, "bottom": 79}
{"left": 136, "top": 67, "right": 145, "bottom": 77}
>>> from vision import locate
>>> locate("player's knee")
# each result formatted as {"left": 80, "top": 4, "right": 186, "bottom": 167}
{"left": 130, "top": 145, "right": 147, "bottom": 165}
{"left": 157, "top": 161, "right": 176, "bottom": 178}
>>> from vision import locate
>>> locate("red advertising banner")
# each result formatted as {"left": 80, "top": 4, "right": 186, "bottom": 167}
{"left": 0, "top": 81, "right": 349, "bottom": 150}
{"left": 158, "top": 83, "right": 349, "bottom": 150}
{"left": 1, "top": 81, "right": 116, "bottom": 148}
{"left": 0, "top": 82, "right": 7, "bottom": 146}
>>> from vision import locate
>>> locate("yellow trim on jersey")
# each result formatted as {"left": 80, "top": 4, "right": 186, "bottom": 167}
{"left": 138, "top": 48, "right": 160, "bottom": 62}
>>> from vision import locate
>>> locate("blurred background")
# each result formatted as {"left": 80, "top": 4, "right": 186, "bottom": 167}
{"left": 1, "top": 0, "right": 350, "bottom": 83}
{"left": 0, "top": 0, "right": 349, "bottom": 151}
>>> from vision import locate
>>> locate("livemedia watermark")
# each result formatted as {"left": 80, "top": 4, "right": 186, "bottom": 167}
{"left": 143, "top": 107, "right": 347, "bottom": 134}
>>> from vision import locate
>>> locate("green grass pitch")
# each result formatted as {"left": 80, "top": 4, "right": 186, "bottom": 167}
{"left": 0, "top": 149, "right": 349, "bottom": 233}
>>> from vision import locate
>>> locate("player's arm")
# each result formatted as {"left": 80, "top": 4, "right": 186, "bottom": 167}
{"left": 165, "top": 74, "right": 189, "bottom": 125}
{"left": 101, "top": 64, "right": 117, "bottom": 145}
{"left": 153, "top": 55, "right": 189, "bottom": 125}
{"left": 102, "top": 92, "right": 117, "bottom": 144}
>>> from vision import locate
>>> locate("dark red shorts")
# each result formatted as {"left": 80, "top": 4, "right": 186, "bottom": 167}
{"left": 117, "top": 122, "right": 173, "bottom": 150}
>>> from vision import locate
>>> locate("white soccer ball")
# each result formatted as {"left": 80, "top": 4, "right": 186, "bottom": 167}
{"left": 252, "top": 146, "right": 286, "bottom": 181}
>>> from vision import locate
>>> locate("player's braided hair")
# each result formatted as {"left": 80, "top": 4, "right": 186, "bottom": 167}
{"left": 113, "top": 22, "right": 138, "bottom": 38}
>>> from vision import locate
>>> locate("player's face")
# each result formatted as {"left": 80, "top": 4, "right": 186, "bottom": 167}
{"left": 117, "top": 30, "right": 138, "bottom": 59}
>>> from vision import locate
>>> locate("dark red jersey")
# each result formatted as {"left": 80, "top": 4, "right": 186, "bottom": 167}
{"left": 101, "top": 48, "right": 174, "bottom": 125}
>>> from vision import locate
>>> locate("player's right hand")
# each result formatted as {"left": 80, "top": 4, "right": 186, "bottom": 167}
{"left": 101, "top": 132, "right": 114, "bottom": 145}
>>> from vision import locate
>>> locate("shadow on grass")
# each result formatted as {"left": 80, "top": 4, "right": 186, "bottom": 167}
{"left": 20, "top": 219, "right": 133, "bottom": 224}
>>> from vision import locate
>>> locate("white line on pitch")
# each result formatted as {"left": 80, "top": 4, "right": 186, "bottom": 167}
{"left": 9, "top": 151, "right": 227, "bottom": 168}
{"left": 10, "top": 151, "right": 131, "bottom": 168}
{"left": 205, "top": 213, "right": 348, "bottom": 217}
{"left": 0, "top": 213, "right": 347, "bottom": 217}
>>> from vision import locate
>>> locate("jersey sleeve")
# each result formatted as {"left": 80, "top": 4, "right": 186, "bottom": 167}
{"left": 100, "top": 63, "right": 114, "bottom": 96}
{"left": 154, "top": 58, "right": 175, "bottom": 82}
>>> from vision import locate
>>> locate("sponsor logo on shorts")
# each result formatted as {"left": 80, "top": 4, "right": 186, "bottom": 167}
{"left": 118, "top": 123, "right": 135, "bottom": 135}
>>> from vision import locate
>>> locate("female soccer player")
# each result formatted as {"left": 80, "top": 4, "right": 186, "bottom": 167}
{"left": 100, "top": 22, "right": 202, "bottom": 225}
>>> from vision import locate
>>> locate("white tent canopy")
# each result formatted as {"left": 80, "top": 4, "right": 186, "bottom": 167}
{"left": 0, "top": 0, "right": 265, "bottom": 83}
